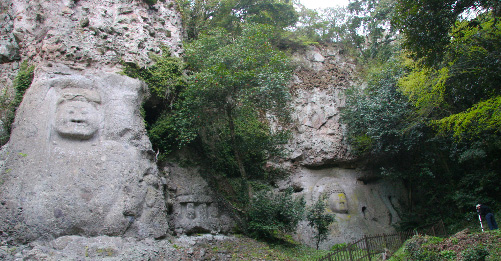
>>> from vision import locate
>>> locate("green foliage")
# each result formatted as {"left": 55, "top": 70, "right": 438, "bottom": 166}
{"left": 306, "top": 194, "right": 335, "bottom": 250}
{"left": 440, "top": 250, "right": 456, "bottom": 260}
{"left": 143, "top": 0, "right": 157, "bottom": 5}
{"left": 1, "top": 61, "right": 35, "bottom": 145}
{"left": 398, "top": 14, "right": 501, "bottom": 118}
{"left": 122, "top": 50, "right": 185, "bottom": 103}
{"left": 398, "top": 62, "right": 448, "bottom": 117}
{"left": 348, "top": 0, "right": 399, "bottom": 59}
{"left": 435, "top": 96, "right": 501, "bottom": 140}
{"left": 403, "top": 236, "right": 440, "bottom": 261}
{"left": 341, "top": 58, "right": 417, "bottom": 158}
{"left": 147, "top": 110, "right": 197, "bottom": 157}
{"left": 342, "top": 1, "right": 501, "bottom": 228}
{"left": 421, "top": 236, "right": 444, "bottom": 246}
{"left": 293, "top": 6, "right": 350, "bottom": 44}
{"left": 461, "top": 246, "right": 489, "bottom": 261}
{"left": 182, "top": 23, "right": 293, "bottom": 179}
{"left": 391, "top": 232, "right": 500, "bottom": 261}
{"left": 176, "top": 0, "right": 297, "bottom": 40}
{"left": 291, "top": 0, "right": 399, "bottom": 60}
{"left": 392, "top": 0, "right": 500, "bottom": 66}
{"left": 330, "top": 243, "right": 347, "bottom": 251}
{"left": 122, "top": 51, "right": 189, "bottom": 157}
{"left": 247, "top": 188, "right": 305, "bottom": 240}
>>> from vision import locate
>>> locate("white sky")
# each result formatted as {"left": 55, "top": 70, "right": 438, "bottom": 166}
{"left": 300, "top": 0, "right": 350, "bottom": 9}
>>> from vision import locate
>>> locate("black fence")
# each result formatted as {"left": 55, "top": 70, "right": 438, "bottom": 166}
{"left": 318, "top": 220, "right": 447, "bottom": 261}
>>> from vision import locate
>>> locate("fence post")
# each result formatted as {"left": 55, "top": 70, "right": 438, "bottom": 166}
{"left": 364, "top": 235, "right": 372, "bottom": 261}
{"left": 347, "top": 243, "right": 354, "bottom": 261}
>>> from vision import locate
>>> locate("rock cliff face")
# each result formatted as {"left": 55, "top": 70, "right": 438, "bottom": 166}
{"left": 0, "top": 0, "right": 406, "bottom": 255}
{"left": 286, "top": 45, "right": 356, "bottom": 167}
{"left": 281, "top": 46, "right": 407, "bottom": 248}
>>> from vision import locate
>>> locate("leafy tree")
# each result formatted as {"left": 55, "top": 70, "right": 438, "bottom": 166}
{"left": 346, "top": 0, "right": 399, "bottom": 59}
{"left": 396, "top": 12, "right": 501, "bottom": 215}
{"left": 247, "top": 188, "right": 305, "bottom": 239}
{"left": 392, "top": 0, "right": 501, "bottom": 66}
{"left": 122, "top": 51, "right": 188, "bottom": 156}
{"left": 292, "top": 5, "right": 350, "bottom": 44}
{"left": 340, "top": 58, "right": 448, "bottom": 215}
{"left": 307, "top": 194, "right": 335, "bottom": 250}
{"left": 176, "top": 0, "right": 298, "bottom": 40}
{"left": 398, "top": 14, "right": 501, "bottom": 119}
{"left": 341, "top": 58, "right": 415, "bottom": 158}
{"left": 182, "top": 23, "right": 293, "bottom": 189}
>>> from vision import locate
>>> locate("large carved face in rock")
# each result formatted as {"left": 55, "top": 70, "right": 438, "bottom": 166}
{"left": 313, "top": 178, "right": 349, "bottom": 214}
{"left": 328, "top": 192, "right": 348, "bottom": 213}
{"left": 54, "top": 89, "right": 101, "bottom": 140}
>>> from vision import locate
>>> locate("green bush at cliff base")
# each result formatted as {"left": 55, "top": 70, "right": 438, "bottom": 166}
{"left": 1, "top": 61, "right": 35, "bottom": 145}
{"left": 247, "top": 188, "right": 305, "bottom": 240}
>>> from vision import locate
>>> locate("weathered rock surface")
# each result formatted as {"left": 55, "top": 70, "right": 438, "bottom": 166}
{"left": 286, "top": 45, "right": 357, "bottom": 167}
{"left": 0, "top": 64, "right": 168, "bottom": 243}
{"left": 4, "top": 0, "right": 182, "bottom": 68}
{"left": 0, "top": 234, "right": 239, "bottom": 260}
{"left": 1, "top": 0, "right": 183, "bottom": 114}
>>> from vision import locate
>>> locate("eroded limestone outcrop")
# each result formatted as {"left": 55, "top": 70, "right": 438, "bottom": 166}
{"left": 286, "top": 45, "right": 357, "bottom": 168}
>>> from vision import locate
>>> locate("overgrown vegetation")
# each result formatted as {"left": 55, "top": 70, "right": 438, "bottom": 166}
{"left": 390, "top": 230, "right": 501, "bottom": 261}
{"left": 340, "top": 0, "right": 501, "bottom": 231}
{"left": 0, "top": 61, "right": 35, "bottom": 145}
{"left": 247, "top": 188, "right": 305, "bottom": 240}
{"left": 124, "top": 20, "right": 298, "bottom": 240}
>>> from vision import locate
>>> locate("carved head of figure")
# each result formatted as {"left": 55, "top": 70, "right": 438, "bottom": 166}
{"left": 328, "top": 191, "right": 348, "bottom": 214}
{"left": 314, "top": 178, "right": 349, "bottom": 214}
{"left": 54, "top": 88, "right": 101, "bottom": 140}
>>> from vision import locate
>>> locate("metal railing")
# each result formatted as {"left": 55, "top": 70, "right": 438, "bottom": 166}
{"left": 318, "top": 220, "right": 447, "bottom": 261}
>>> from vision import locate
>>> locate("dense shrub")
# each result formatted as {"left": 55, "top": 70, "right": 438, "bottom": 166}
{"left": 403, "top": 236, "right": 440, "bottom": 261}
{"left": 247, "top": 188, "right": 305, "bottom": 239}
{"left": 461, "top": 246, "right": 489, "bottom": 261}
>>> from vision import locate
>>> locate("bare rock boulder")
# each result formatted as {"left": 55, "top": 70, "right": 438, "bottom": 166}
{"left": 0, "top": 64, "right": 168, "bottom": 243}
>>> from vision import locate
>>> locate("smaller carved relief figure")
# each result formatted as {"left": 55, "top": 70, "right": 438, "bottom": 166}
{"left": 186, "top": 203, "right": 196, "bottom": 220}
{"left": 54, "top": 88, "right": 102, "bottom": 140}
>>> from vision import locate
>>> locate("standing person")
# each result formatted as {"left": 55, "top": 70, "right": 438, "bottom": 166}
{"left": 476, "top": 204, "right": 499, "bottom": 230}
